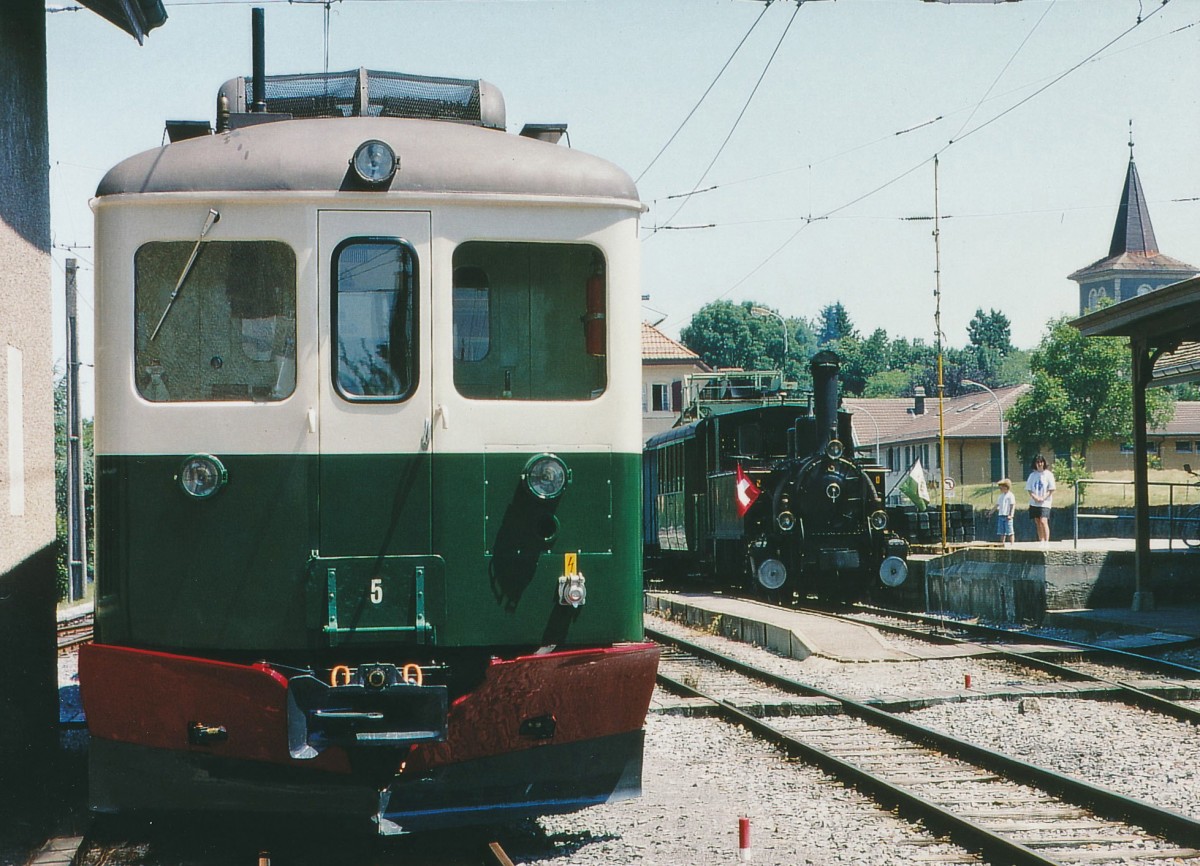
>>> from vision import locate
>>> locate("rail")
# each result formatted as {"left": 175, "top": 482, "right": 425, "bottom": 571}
{"left": 1071, "top": 477, "right": 1200, "bottom": 551}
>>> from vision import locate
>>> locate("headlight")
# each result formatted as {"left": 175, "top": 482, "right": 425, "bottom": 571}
{"left": 351, "top": 139, "right": 397, "bottom": 185}
{"left": 879, "top": 556, "right": 908, "bottom": 587}
{"left": 178, "top": 454, "right": 227, "bottom": 499}
{"left": 776, "top": 510, "right": 796, "bottom": 532}
{"left": 523, "top": 453, "right": 569, "bottom": 500}
{"left": 869, "top": 510, "right": 889, "bottom": 531}
{"left": 824, "top": 439, "right": 844, "bottom": 459}
{"left": 755, "top": 558, "right": 787, "bottom": 590}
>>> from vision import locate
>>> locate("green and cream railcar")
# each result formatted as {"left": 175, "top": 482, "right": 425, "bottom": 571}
{"left": 80, "top": 70, "right": 658, "bottom": 833}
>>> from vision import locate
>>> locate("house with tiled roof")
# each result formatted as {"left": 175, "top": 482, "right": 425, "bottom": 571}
{"left": 1068, "top": 146, "right": 1198, "bottom": 314}
{"left": 641, "top": 322, "right": 711, "bottom": 438}
{"left": 843, "top": 385, "right": 1028, "bottom": 494}
{"left": 845, "top": 385, "right": 1200, "bottom": 496}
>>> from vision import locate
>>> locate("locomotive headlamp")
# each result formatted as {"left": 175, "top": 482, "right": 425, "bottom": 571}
{"left": 351, "top": 139, "right": 397, "bottom": 185}
{"left": 776, "top": 510, "right": 796, "bottom": 532}
{"left": 869, "top": 510, "right": 889, "bottom": 531}
{"left": 879, "top": 556, "right": 909, "bottom": 587}
{"left": 523, "top": 453, "right": 570, "bottom": 500}
{"left": 178, "top": 454, "right": 227, "bottom": 499}
{"left": 755, "top": 558, "right": 787, "bottom": 591}
{"left": 824, "top": 439, "right": 845, "bottom": 460}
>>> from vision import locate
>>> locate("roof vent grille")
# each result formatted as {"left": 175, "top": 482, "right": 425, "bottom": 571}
{"left": 217, "top": 69, "right": 505, "bottom": 130}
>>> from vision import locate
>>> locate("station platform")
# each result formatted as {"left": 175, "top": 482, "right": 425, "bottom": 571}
{"left": 645, "top": 592, "right": 996, "bottom": 663}
{"left": 1044, "top": 605, "right": 1200, "bottom": 640}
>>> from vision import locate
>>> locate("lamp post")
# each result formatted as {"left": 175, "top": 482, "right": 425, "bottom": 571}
{"left": 749, "top": 305, "right": 788, "bottom": 364}
{"left": 846, "top": 402, "right": 881, "bottom": 465}
{"left": 962, "top": 379, "right": 1004, "bottom": 481}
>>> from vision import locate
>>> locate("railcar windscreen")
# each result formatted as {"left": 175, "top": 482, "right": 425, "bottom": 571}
{"left": 134, "top": 240, "right": 297, "bottom": 402}
{"left": 451, "top": 241, "right": 606, "bottom": 401}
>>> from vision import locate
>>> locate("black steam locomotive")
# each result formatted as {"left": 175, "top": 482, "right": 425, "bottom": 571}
{"left": 643, "top": 351, "right": 909, "bottom": 601}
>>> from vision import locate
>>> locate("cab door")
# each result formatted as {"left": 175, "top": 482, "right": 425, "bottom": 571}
{"left": 312, "top": 210, "right": 441, "bottom": 645}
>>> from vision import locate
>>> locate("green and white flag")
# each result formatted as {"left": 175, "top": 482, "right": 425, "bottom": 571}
{"left": 897, "top": 459, "right": 930, "bottom": 511}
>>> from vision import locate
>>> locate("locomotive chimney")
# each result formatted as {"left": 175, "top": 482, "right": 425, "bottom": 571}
{"left": 810, "top": 350, "right": 840, "bottom": 454}
{"left": 251, "top": 7, "right": 267, "bottom": 113}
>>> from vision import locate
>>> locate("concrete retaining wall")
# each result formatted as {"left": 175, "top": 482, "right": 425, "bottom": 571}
{"left": 923, "top": 547, "right": 1200, "bottom": 624}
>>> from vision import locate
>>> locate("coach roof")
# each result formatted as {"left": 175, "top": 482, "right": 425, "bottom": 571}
{"left": 96, "top": 116, "right": 640, "bottom": 204}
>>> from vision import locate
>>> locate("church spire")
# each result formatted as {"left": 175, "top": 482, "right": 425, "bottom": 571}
{"left": 1107, "top": 127, "right": 1158, "bottom": 257}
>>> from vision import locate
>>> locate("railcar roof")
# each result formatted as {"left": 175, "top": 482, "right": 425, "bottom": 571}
{"left": 96, "top": 116, "right": 640, "bottom": 202}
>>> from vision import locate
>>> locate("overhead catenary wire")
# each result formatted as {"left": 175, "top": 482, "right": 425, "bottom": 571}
{"left": 634, "top": 1, "right": 774, "bottom": 185}
{"left": 649, "top": 0, "right": 804, "bottom": 236}
{"left": 703, "top": 0, "right": 1174, "bottom": 315}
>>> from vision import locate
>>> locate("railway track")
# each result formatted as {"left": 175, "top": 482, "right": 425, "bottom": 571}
{"left": 814, "top": 605, "right": 1200, "bottom": 726}
{"left": 649, "top": 624, "right": 1200, "bottom": 866}
{"left": 56, "top": 612, "right": 93, "bottom": 652}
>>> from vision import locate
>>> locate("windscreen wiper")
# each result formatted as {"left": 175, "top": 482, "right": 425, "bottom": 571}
{"left": 150, "top": 208, "right": 220, "bottom": 341}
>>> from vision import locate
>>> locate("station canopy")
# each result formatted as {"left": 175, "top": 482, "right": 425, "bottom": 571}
{"left": 79, "top": 0, "right": 166, "bottom": 43}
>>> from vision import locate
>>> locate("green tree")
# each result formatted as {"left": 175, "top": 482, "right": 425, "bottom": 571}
{"left": 817, "top": 302, "right": 857, "bottom": 347}
{"left": 967, "top": 308, "right": 1014, "bottom": 356}
{"left": 1005, "top": 317, "right": 1173, "bottom": 461}
{"left": 680, "top": 301, "right": 815, "bottom": 383}
{"left": 54, "top": 372, "right": 94, "bottom": 601}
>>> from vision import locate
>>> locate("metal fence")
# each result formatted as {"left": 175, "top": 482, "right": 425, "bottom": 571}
{"left": 1071, "top": 478, "right": 1200, "bottom": 550}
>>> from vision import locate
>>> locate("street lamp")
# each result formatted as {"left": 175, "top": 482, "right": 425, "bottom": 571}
{"left": 749, "top": 305, "right": 788, "bottom": 363}
{"left": 845, "top": 401, "right": 881, "bottom": 465}
{"left": 962, "top": 379, "right": 1004, "bottom": 481}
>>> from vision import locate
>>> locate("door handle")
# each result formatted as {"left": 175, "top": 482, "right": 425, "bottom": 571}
{"left": 421, "top": 418, "right": 431, "bottom": 451}
{"left": 307, "top": 407, "right": 317, "bottom": 433}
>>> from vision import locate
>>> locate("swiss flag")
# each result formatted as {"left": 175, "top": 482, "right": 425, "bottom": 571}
{"left": 735, "top": 464, "right": 761, "bottom": 517}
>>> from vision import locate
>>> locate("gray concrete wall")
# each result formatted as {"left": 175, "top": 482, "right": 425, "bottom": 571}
{"left": 923, "top": 547, "right": 1200, "bottom": 624}
{"left": 0, "top": 0, "right": 59, "bottom": 789}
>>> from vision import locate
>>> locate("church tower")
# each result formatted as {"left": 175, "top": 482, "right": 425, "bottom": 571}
{"left": 1068, "top": 140, "right": 1197, "bottom": 314}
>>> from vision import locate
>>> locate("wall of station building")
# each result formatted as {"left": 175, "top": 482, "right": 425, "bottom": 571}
{"left": 0, "top": 1, "right": 60, "bottom": 781}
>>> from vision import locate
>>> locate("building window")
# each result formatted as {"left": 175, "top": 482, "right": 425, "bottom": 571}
{"left": 1176, "top": 441, "right": 1194, "bottom": 454}
{"left": 1121, "top": 442, "right": 1160, "bottom": 455}
{"left": 652, "top": 383, "right": 671, "bottom": 412}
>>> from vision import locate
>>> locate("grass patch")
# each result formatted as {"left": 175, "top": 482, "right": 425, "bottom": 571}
{"left": 939, "top": 470, "right": 1200, "bottom": 511}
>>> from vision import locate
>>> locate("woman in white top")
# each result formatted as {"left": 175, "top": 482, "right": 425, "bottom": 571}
{"left": 1025, "top": 455, "right": 1056, "bottom": 543}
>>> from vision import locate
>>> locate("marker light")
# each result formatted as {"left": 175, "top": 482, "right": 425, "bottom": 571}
{"left": 523, "top": 453, "right": 569, "bottom": 500}
{"left": 869, "top": 510, "right": 889, "bottom": 531}
{"left": 351, "top": 139, "right": 397, "bottom": 185}
{"left": 178, "top": 454, "right": 227, "bottom": 499}
{"left": 776, "top": 511, "right": 796, "bottom": 532}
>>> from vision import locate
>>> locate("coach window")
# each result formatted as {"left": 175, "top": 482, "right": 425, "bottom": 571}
{"left": 134, "top": 240, "right": 296, "bottom": 402}
{"left": 333, "top": 239, "right": 417, "bottom": 400}
{"left": 451, "top": 241, "right": 606, "bottom": 400}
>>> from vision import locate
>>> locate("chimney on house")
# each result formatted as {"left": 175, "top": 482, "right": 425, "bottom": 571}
{"left": 912, "top": 386, "right": 926, "bottom": 416}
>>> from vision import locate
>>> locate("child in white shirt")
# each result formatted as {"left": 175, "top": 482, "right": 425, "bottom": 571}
{"left": 996, "top": 478, "right": 1015, "bottom": 546}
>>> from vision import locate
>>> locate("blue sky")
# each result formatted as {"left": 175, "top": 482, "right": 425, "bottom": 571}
{"left": 45, "top": 0, "right": 1200, "bottom": 405}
